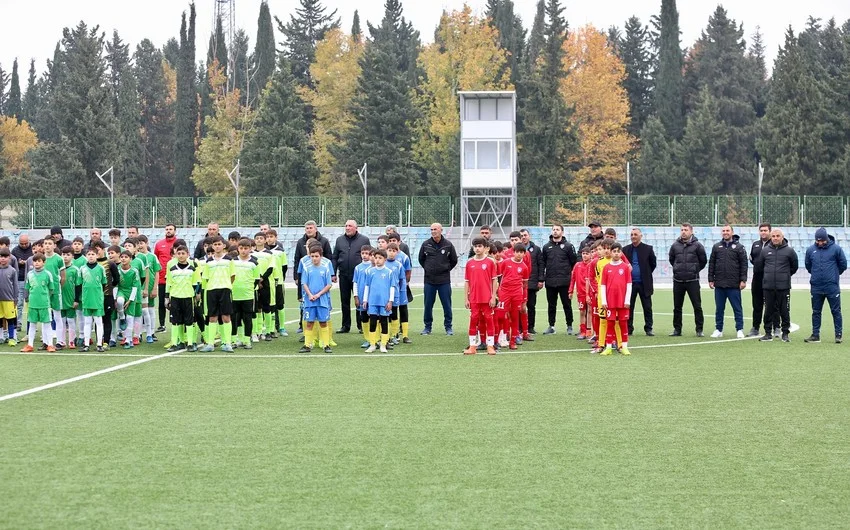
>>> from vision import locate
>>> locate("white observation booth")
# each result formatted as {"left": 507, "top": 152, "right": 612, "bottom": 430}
{"left": 459, "top": 91, "right": 517, "bottom": 245}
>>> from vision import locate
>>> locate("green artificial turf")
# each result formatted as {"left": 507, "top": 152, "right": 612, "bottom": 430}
{"left": 1, "top": 289, "right": 848, "bottom": 528}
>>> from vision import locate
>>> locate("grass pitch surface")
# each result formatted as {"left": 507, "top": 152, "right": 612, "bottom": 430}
{"left": 1, "top": 289, "right": 849, "bottom": 528}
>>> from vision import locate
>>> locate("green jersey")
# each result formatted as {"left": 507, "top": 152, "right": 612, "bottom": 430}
{"left": 232, "top": 256, "right": 260, "bottom": 301}
{"left": 79, "top": 262, "right": 107, "bottom": 310}
{"left": 140, "top": 252, "right": 161, "bottom": 292}
{"left": 25, "top": 269, "right": 55, "bottom": 309}
{"left": 166, "top": 261, "right": 200, "bottom": 299}
{"left": 60, "top": 265, "right": 81, "bottom": 310}
{"left": 117, "top": 266, "right": 141, "bottom": 300}
{"left": 130, "top": 255, "right": 147, "bottom": 292}
{"left": 72, "top": 255, "right": 87, "bottom": 268}
{"left": 203, "top": 255, "right": 234, "bottom": 291}
{"left": 43, "top": 253, "right": 64, "bottom": 308}
{"left": 269, "top": 248, "right": 285, "bottom": 284}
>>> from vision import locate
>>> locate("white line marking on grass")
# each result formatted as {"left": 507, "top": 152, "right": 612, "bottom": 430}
{"left": 0, "top": 351, "right": 152, "bottom": 358}
{"left": 0, "top": 349, "right": 185, "bottom": 403}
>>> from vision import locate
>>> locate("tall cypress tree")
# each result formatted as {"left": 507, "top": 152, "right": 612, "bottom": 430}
{"left": 276, "top": 0, "right": 340, "bottom": 88}
{"left": 33, "top": 43, "right": 64, "bottom": 144}
{"left": 105, "top": 31, "right": 130, "bottom": 114}
{"left": 174, "top": 4, "right": 198, "bottom": 196}
{"left": 634, "top": 115, "right": 679, "bottom": 193}
{"left": 21, "top": 59, "right": 39, "bottom": 125}
{"left": 232, "top": 29, "right": 250, "bottom": 104}
{"left": 116, "top": 64, "right": 145, "bottom": 193}
{"left": 615, "top": 16, "right": 654, "bottom": 136}
{"left": 486, "top": 0, "right": 526, "bottom": 87}
{"left": 135, "top": 39, "right": 175, "bottom": 196}
{"left": 250, "top": 1, "right": 276, "bottom": 106}
{"left": 655, "top": 0, "right": 684, "bottom": 140}
{"left": 351, "top": 10, "right": 362, "bottom": 43}
{"left": 208, "top": 15, "right": 228, "bottom": 78}
{"left": 747, "top": 26, "right": 768, "bottom": 118}
{"left": 6, "top": 59, "right": 21, "bottom": 120}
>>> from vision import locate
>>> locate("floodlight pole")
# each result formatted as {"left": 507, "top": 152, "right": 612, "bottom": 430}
{"left": 757, "top": 162, "right": 764, "bottom": 224}
{"left": 626, "top": 161, "right": 631, "bottom": 227}
{"left": 226, "top": 160, "right": 240, "bottom": 226}
{"left": 96, "top": 166, "right": 115, "bottom": 228}
{"left": 358, "top": 163, "right": 368, "bottom": 226}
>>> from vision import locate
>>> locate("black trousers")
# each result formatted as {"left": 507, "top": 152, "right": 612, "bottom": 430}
{"left": 527, "top": 288, "right": 539, "bottom": 332}
{"left": 103, "top": 294, "right": 115, "bottom": 344}
{"left": 763, "top": 289, "right": 791, "bottom": 334}
{"left": 339, "top": 275, "right": 355, "bottom": 330}
{"left": 673, "top": 281, "right": 704, "bottom": 332}
{"left": 628, "top": 282, "right": 653, "bottom": 334}
{"left": 546, "top": 285, "right": 573, "bottom": 327}
{"left": 158, "top": 284, "right": 168, "bottom": 327}
{"left": 751, "top": 274, "right": 764, "bottom": 331}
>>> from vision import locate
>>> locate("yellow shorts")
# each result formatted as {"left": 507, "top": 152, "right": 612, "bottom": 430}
{"left": 0, "top": 301, "right": 16, "bottom": 320}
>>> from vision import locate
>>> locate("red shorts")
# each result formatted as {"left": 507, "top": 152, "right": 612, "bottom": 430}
{"left": 605, "top": 308, "right": 630, "bottom": 321}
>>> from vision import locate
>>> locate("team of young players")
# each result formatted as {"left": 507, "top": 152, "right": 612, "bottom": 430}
{"left": 464, "top": 233, "right": 634, "bottom": 355}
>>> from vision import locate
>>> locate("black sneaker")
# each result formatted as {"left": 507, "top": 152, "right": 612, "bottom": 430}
{"left": 156, "top": 326, "right": 166, "bottom": 333}
{"left": 836, "top": 335, "right": 843, "bottom": 344}
{"left": 747, "top": 328, "right": 760, "bottom": 337}
{"left": 804, "top": 335, "right": 821, "bottom": 343}
{"left": 323, "top": 346, "right": 333, "bottom": 353}
{"left": 402, "top": 337, "right": 412, "bottom": 344}
{"left": 81, "top": 346, "right": 90, "bottom": 352}
{"left": 781, "top": 333, "right": 790, "bottom": 342}
{"left": 298, "top": 346, "right": 312, "bottom": 353}
{"left": 696, "top": 331, "right": 704, "bottom": 337}
{"left": 759, "top": 334, "right": 773, "bottom": 342}
{"left": 669, "top": 330, "right": 682, "bottom": 337}
{"left": 96, "top": 345, "right": 104, "bottom": 353}
{"left": 645, "top": 330, "right": 655, "bottom": 336}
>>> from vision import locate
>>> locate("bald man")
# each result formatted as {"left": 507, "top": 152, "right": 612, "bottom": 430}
{"left": 12, "top": 234, "right": 33, "bottom": 326}
{"left": 418, "top": 223, "right": 459, "bottom": 335}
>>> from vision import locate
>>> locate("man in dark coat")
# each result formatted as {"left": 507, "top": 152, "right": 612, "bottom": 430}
{"left": 668, "top": 223, "right": 707, "bottom": 337}
{"left": 708, "top": 225, "right": 748, "bottom": 339}
{"left": 756, "top": 229, "right": 798, "bottom": 342}
{"left": 49, "top": 226, "right": 72, "bottom": 251}
{"left": 748, "top": 223, "right": 772, "bottom": 336}
{"left": 520, "top": 228, "right": 544, "bottom": 334}
{"left": 579, "top": 220, "right": 604, "bottom": 251}
{"left": 622, "top": 227, "right": 657, "bottom": 336}
{"left": 541, "top": 224, "right": 577, "bottom": 335}
{"left": 333, "top": 220, "right": 370, "bottom": 333}
{"left": 804, "top": 227, "right": 847, "bottom": 343}
{"left": 418, "top": 223, "right": 458, "bottom": 335}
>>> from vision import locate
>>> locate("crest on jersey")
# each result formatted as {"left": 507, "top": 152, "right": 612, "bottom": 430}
{"left": 618, "top": 269, "right": 624, "bottom": 275}
{"left": 732, "top": 244, "right": 737, "bottom": 249}
{"left": 482, "top": 263, "right": 487, "bottom": 270}
{"left": 560, "top": 244, "right": 564, "bottom": 249}
{"left": 441, "top": 249, "right": 445, "bottom": 254}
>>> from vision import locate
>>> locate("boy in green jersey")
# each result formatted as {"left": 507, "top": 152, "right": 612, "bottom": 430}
{"left": 137, "top": 235, "right": 161, "bottom": 342}
{"left": 165, "top": 245, "right": 200, "bottom": 352}
{"left": 265, "top": 229, "right": 289, "bottom": 337}
{"left": 21, "top": 254, "right": 56, "bottom": 352}
{"left": 115, "top": 251, "right": 142, "bottom": 349}
{"left": 71, "top": 237, "right": 87, "bottom": 267}
{"left": 232, "top": 239, "right": 260, "bottom": 349}
{"left": 79, "top": 249, "right": 107, "bottom": 352}
{"left": 59, "top": 246, "right": 81, "bottom": 348}
{"left": 41, "top": 238, "right": 66, "bottom": 348}
{"left": 200, "top": 236, "right": 235, "bottom": 352}
{"left": 251, "top": 233, "right": 274, "bottom": 342}
{"left": 123, "top": 238, "right": 149, "bottom": 345}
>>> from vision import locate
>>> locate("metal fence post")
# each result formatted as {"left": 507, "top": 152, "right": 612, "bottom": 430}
{"left": 538, "top": 200, "right": 543, "bottom": 227}
{"left": 670, "top": 199, "right": 675, "bottom": 227}
{"left": 192, "top": 205, "right": 198, "bottom": 228}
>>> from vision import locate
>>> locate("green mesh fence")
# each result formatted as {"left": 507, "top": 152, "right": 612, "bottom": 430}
{"left": 410, "top": 196, "right": 453, "bottom": 226}
{"left": 197, "top": 197, "right": 236, "bottom": 226}
{"left": 368, "top": 196, "right": 408, "bottom": 227}
{"left": 280, "top": 196, "right": 321, "bottom": 226}
{"left": 673, "top": 196, "right": 714, "bottom": 226}
{"left": 588, "top": 195, "right": 627, "bottom": 226}
{"left": 0, "top": 199, "right": 31, "bottom": 229}
{"left": 240, "top": 197, "right": 279, "bottom": 227}
{"left": 34, "top": 198, "right": 72, "bottom": 229}
{"left": 324, "top": 196, "right": 364, "bottom": 226}
{"left": 155, "top": 197, "right": 194, "bottom": 228}
{"left": 629, "top": 195, "right": 670, "bottom": 226}
{"left": 717, "top": 195, "right": 758, "bottom": 226}
{"left": 114, "top": 198, "right": 153, "bottom": 228}
{"left": 542, "top": 195, "right": 584, "bottom": 226}
{"left": 517, "top": 197, "right": 539, "bottom": 227}
{"left": 73, "top": 198, "right": 110, "bottom": 229}
{"left": 803, "top": 196, "right": 843, "bottom": 227}
{"left": 762, "top": 196, "right": 799, "bottom": 226}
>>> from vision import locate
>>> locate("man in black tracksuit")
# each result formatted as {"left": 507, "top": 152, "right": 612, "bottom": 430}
{"left": 749, "top": 223, "right": 772, "bottom": 336}
{"left": 520, "top": 229, "right": 544, "bottom": 334}
{"left": 668, "top": 223, "right": 707, "bottom": 337}
{"left": 755, "top": 229, "right": 798, "bottom": 342}
{"left": 419, "top": 223, "right": 458, "bottom": 335}
{"left": 542, "top": 224, "right": 577, "bottom": 335}
{"left": 708, "top": 226, "right": 748, "bottom": 338}
{"left": 333, "top": 220, "right": 370, "bottom": 333}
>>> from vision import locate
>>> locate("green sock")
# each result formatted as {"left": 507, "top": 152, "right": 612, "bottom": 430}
{"left": 171, "top": 325, "right": 181, "bottom": 345}
{"left": 237, "top": 325, "right": 245, "bottom": 343}
{"left": 277, "top": 309, "right": 286, "bottom": 330}
{"left": 186, "top": 326, "right": 195, "bottom": 346}
{"left": 253, "top": 315, "right": 261, "bottom": 335}
{"left": 265, "top": 313, "right": 274, "bottom": 334}
{"left": 221, "top": 322, "right": 232, "bottom": 345}
{"left": 207, "top": 322, "right": 218, "bottom": 345}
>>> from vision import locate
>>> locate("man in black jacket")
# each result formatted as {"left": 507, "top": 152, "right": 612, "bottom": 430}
{"left": 194, "top": 223, "right": 220, "bottom": 259}
{"left": 708, "top": 225, "right": 748, "bottom": 339}
{"left": 579, "top": 220, "right": 604, "bottom": 251}
{"left": 333, "top": 220, "right": 370, "bottom": 333}
{"left": 756, "top": 229, "right": 798, "bottom": 342}
{"left": 520, "top": 228, "right": 543, "bottom": 333}
{"left": 748, "top": 223, "right": 772, "bottom": 336}
{"left": 622, "top": 228, "right": 657, "bottom": 336}
{"left": 11, "top": 234, "right": 32, "bottom": 328}
{"left": 668, "top": 223, "right": 707, "bottom": 337}
{"left": 418, "top": 223, "right": 458, "bottom": 335}
{"left": 542, "top": 224, "right": 577, "bottom": 335}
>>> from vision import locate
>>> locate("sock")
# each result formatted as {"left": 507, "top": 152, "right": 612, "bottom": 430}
{"left": 619, "top": 320, "right": 628, "bottom": 346}
{"left": 469, "top": 335, "right": 477, "bottom": 346}
{"left": 401, "top": 322, "right": 409, "bottom": 339}
{"left": 390, "top": 319, "right": 399, "bottom": 337}
{"left": 614, "top": 323, "right": 623, "bottom": 348}
{"left": 305, "top": 325, "right": 317, "bottom": 348}
{"left": 28, "top": 324, "right": 36, "bottom": 347}
{"left": 124, "top": 316, "right": 135, "bottom": 342}
{"left": 8, "top": 322, "right": 15, "bottom": 340}
{"left": 42, "top": 322, "right": 54, "bottom": 346}
{"left": 599, "top": 318, "right": 608, "bottom": 347}
{"left": 252, "top": 314, "right": 261, "bottom": 336}
{"left": 486, "top": 335, "right": 495, "bottom": 346}
{"left": 277, "top": 309, "right": 286, "bottom": 330}
{"left": 186, "top": 326, "right": 195, "bottom": 346}
{"left": 171, "top": 325, "right": 181, "bottom": 345}
{"left": 53, "top": 310, "right": 64, "bottom": 344}
{"left": 221, "top": 322, "right": 232, "bottom": 345}
{"left": 328, "top": 327, "right": 336, "bottom": 347}
{"left": 84, "top": 316, "right": 93, "bottom": 345}
{"left": 93, "top": 317, "right": 103, "bottom": 346}
{"left": 320, "top": 326, "right": 330, "bottom": 347}
{"left": 145, "top": 307, "right": 154, "bottom": 336}
{"left": 116, "top": 298, "right": 126, "bottom": 318}
{"left": 265, "top": 313, "right": 274, "bottom": 334}
{"left": 67, "top": 316, "right": 77, "bottom": 344}
{"left": 381, "top": 333, "right": 389, "bottom": 347}
{"left": 134, "top": 316, "right": 142, "bottom": 340}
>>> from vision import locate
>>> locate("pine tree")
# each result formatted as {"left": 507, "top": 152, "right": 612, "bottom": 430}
{"left": 250, "top": 1, "right": 276, "bottom": 106}
{"left": 105, "top": 31, "right": 130, "bottom": 114}
{"left": 208, "top": 15, "right": 229, "bottom": 79}
{"left": 524, "top": 1, "right": 545, "bottom": 78}
{"left": 276, "top": 0, "right": 340, "bottom": 88}
{"left": 174, "top": 4, "right": 198, "bottom": 196}
{"left": 33, "top": 43, "right": 64, "bottom": 144}
{"left": 232, "top": 29, "right": 250, "bottom": 105}
{"left": 486, "top": 0, "right": 526, "bottom": 87}
{"left": 747, "top": 26, "right": 768, "bottom": 118}
{"left": 679, "top": 87, "right": 728, "bottom": 194}
{"left": 163, "top": 38, "right": 180, "bottom": 68}
{"left": 351, "top": 10, "right": 362, "bottom": 43}
{"left": 6, "top": 59, "right": 21, "bottom": 120}
{"left": 21, "top": 60, "right": 39, "bottom": 125}
{"left": 634, "top": 115, "right": 679, "bottom": 193}
{"left": 135, "top": 39, "right": 175, "bottom": 196}
{"left": 615, "top": 16, "right": 653, "bottom": 137}
{"left": 116, "top": 64, "right": 145, "bottom": 194}
{"left": 242, "top": 55, "right": 318, "bottom": 196}
{"left": 655, "top": 0, "right": 684, "bottom": 140}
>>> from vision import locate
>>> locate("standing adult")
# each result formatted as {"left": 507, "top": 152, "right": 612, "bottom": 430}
{"left": 333, "top": 220, "right": 370, "bottom": 333}
{"left": 804, "top": 227, "right": 847, "bottom": 343}
{"left": 194, "top": 223, "right": 220, "bottom": 259}
{"left": 668, "top": 223, "right": 707, "bottom": 337}
{"left": 386, "top": 225, "right": 411, "bottom": 257}
{"left": 579, "top": 220, "right": 604, "bottom": 251}
{"left": 154, "top": 223, "right": 178, "bottom": 331}
{"left": 520, "top": 228, "right": 543, "bottom": 334}
{"left": 542, "top": 224, "right": 577, "bottom": 335}
{"left": 50, "top": 226, "right": 72, "bottom": 250}
{"left": 756, "top": 229, "right": 798, "bottom": 342}
{"left": 11, "top": 234, "right": 32, "bottom": 327}
{"left": 622, "top": 228, "right": 657, "bottom": 336}
{"left": 748, "top": 223, "right": 771, "bottom": 336}
{"left": 419, "top": 223, "right": 458, "bottom": 335}
{"left": 708, "top": 225, "right": 748, "bottom": 339}
{"left": 259, "top": 224, "right": 285, "bottom": 251}
{"left": 84, "top": 228, "right": 102, "bottom": 252}
{"left": 467, "top": 225, "right": 492, "bottom": 258}
{"left": 294, "top": 221, "right": 334, "bottom": 294}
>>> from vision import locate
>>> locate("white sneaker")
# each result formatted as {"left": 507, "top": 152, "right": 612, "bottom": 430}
{"left": 710, "top": 329, "right": 723, "bottom": 338}
{"left": 736, "top": 330, "right": 745, "bottom": 339}
{"left": 251, "top": 334, "right": 259, "bottom": 343}
{"left": 364, "top": 345, "right": 376, "bottom": 353}
{"left": 499, "top": 339, "right": 509, "bottom": 348}
{"left": 380, "top": 345, "right": 388, "bottom": 353}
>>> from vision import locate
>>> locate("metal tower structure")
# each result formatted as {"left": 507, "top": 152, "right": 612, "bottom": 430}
{"left": 213, "top": 0, "right": 236, "bottom": 91}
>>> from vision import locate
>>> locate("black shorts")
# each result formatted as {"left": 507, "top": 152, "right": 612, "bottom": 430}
{"left": 257, "top": 283, "right": 272, "bottom": 312}
{"left": 169, "top": 297, "right": 195, "bottom": 326}
{"left": 206, "top": 288, "right": 233, "bottom": 317}
{"left": 275, "top": 284, "right": 285, "bottom": 310}
{"left": 232, "top": 299, "right": 255, "bottom": 318}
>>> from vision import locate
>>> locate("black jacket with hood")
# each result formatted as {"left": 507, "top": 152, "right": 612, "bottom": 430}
{"left": 668, "top": 235, "right": 707, "bottom": 282}
{"left": 708, "top": 234, "right": 748, "bottom": 289}
{"left": 755, "top": 238, "right": 799, "bottom": 290}
{"left": 541, "top": 236, "right": 578, "bottom": 288}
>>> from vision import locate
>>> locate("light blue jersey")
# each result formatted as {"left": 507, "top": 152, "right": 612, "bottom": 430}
{"left": 364, "top": 265, "right": 397, "bottom": 316}
{"left": 353, "top": 261, "right": 372, "bottom": 302}
{"left": 385, "top": 258, "right": 405, "bottom": 305}
{"left": 301, "top": 260, "right": 333, "bottom": 309}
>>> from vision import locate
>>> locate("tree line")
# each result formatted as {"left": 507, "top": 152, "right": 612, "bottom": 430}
{"left": 0, "top": 0, "right": 848, "bottom": 200}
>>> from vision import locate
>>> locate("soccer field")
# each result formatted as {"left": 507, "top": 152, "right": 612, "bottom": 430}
{"left": 1, "top": 288, "right": 849, "bottom": 528}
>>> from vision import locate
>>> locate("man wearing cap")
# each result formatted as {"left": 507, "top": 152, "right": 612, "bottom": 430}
{"left": 50, "top": 226, "right": 72, "bottom": 250}
{"left": 804, "top": 227, "right": 847, "bottom": 343}
{"left": 580, "top": 221, "right": 604, "bottom": 251}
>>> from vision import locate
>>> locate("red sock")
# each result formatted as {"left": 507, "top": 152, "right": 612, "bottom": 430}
{"left": 619, "top": 319, "right": 629, "bottom": 344}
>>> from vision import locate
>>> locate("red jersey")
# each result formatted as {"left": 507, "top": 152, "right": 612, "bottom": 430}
{"left": 503, "top": 248, "right": 531, "bottom": 272}
{"left": 154, "top": 237, "right": 177, "bottom": 285}
{"left": 465, "top": 257, "right": 497, "bottom": 304}
{"left": 601, "top": 260, "right": 632, "bottom": 309}
{"left": 570, "top": 261, "right": 590, "bottom": 298}
{"left": 498, "top": 258, "right": 529, "bottom": 300}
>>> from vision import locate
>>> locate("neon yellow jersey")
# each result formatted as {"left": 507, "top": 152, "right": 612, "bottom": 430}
{"left": 202, "top": 255, "right": 234, "bottom": 291}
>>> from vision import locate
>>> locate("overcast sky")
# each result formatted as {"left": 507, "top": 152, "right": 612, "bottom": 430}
{"left": 1, "top": 0, "right": 848, "bottom": 79}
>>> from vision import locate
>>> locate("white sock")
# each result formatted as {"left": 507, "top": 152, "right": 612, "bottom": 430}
{"left": 134, "top": 316, "right": 142, "bottom": 339}
{"left": 84, "top": 316, "right": 93, "bottom": 346}
{"left": 52, "top": 310, "right": 65, "bottom": 345}
{"left": 93, "top": 317, "right": 103, "bottom": 346}
{"left": 75, "top": 309, "right": 83, "bottom": 336}
{"left": 41, "top": 322, "right": 54, "bottom": 346}
{"left": 28, "top": 324, "right": 36, "bottom": 347}
{"left": 146, "top": 307, "right": 155, "bottom": 336}
{"left": 486, "top": 336, "right": 495, "bottom": 346}
{"left": 66, "top": 316, "right": 77, "bottom": 344}
{"left": 124, "top": 316, "right": 135, "bottom": 342}
{"left": 469, "top": 335, "right": 476, "bottom": 346}
{"left": 111, "top": 319, "right": 118, "bottom": 341}
{"left": 116, "top": 298, "right": 125, "bottom": 319}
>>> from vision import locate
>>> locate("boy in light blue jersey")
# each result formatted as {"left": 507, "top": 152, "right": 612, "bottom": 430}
{"left": 352, "top": 245, "right": 373, "bottom": 348}
{"left": 362, "top": 249, "right": 397, "bottom": 353}
{"left": 386, "top": 242, "right": 412, "bottom": 344}
{"left": 297, "top": 238, "right": 337, "bottom": 348}
{"left": 299, "top": 245, "right": 333, "bottom": 354}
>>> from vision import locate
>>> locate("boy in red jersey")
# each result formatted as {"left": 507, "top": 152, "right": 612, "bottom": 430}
{"left": 600, "top": 242, "right": 632, "bottom": 356}
{"left": 465, "top": 238, "right": 498, "bottom": 355}
{"left": 504, "top": 231, "right": 534, "bottom": 342}
{"left": 570, "top": 246, "right": 593, "bottom": 339}
{"left": 586, "top": 241, "right": 602, "bottom": 348}
{"left": 499, "top": 243, "right": 530, "bottom": 350}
